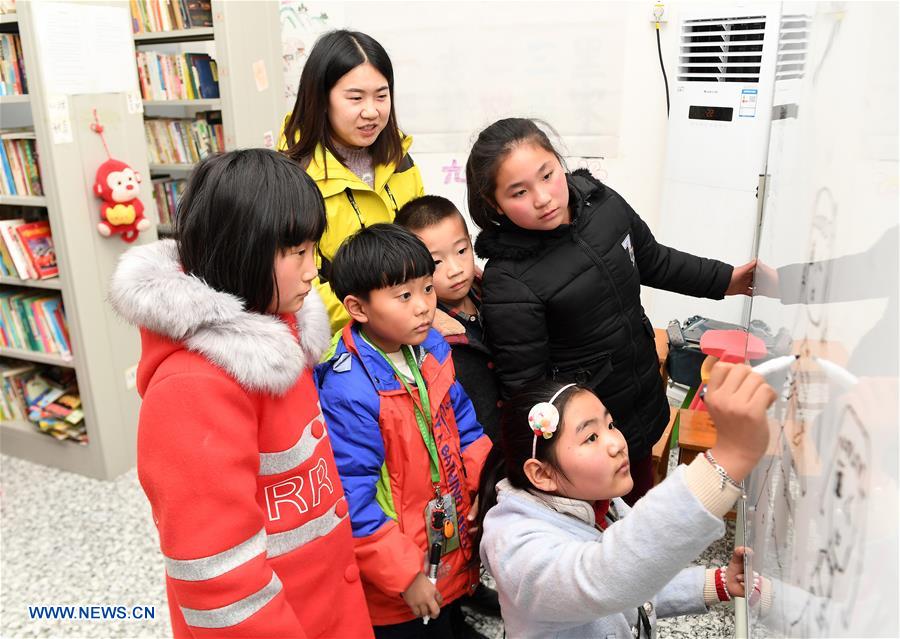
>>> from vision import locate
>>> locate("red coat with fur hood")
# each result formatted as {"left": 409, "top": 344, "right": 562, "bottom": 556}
{"left": 110, "top": 240, "right": 373, "bottom": 639}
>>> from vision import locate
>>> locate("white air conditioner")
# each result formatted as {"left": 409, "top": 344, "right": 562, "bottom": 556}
{"left": 650, "top": 2, "right": 786, "bottom": 328}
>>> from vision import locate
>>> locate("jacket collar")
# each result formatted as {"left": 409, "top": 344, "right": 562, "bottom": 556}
{"left": 336, "top": 321, "right": 449, "bottom": 394}
{"left": 473, "top": 169, "right": 604, "bottom": 262}
{"left": 109, "top": 240, "right": 331, "bottom": 396}
{"left": 497, "top": 478, "right": 604, "bottom": 528}
{"left": 306, "top": 133, "right": 414, "bottom": 198}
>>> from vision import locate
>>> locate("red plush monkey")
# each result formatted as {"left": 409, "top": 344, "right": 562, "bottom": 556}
{"left": 94, "top": 158, "right": 150, "bottom": 243}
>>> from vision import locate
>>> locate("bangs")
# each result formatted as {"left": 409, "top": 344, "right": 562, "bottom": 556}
{"left": 377, "top": 241, "right": 435, "bottom": 290}
{"left": 271, "top": 157, "right": 327, "bottom": 248}
{"left": 330, "top": 224, "right": 435, "bottom": 301}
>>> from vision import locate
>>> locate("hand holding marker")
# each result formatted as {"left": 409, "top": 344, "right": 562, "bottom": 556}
{"left": 699, "top": 355, "right": 798, "bottom": 400}
{"left": 422, "top": 542, "right": 442, "bottom": 625}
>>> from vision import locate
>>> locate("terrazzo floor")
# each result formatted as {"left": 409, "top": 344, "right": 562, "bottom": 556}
{"left": 1, "top": 447, "right": 735, "bottom": 639}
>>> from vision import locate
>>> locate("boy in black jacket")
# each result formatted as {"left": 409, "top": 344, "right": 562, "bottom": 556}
{"left": 396, "top": 196, "right": 502, "bottom": 443}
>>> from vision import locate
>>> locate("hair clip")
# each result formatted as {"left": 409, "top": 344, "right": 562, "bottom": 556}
{"left": 528, "top": 383, "right": 577, "bottom": 459}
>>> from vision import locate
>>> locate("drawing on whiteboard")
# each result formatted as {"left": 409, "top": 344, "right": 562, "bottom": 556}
{"left": 280, "top": 1, "right": 333, "bottom": 106}
{"left": 808, "top": 404, "right": 869, "bottom": 633}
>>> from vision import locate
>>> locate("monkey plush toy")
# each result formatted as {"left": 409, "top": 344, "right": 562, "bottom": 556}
{"left": 94, "top": 158, "right": 151, "bottom": 243}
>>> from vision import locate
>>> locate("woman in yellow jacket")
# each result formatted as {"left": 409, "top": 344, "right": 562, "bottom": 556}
{"left": 280, "top": 30, "right": 424, "bottom": 332}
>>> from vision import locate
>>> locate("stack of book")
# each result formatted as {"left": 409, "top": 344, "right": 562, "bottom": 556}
{"left": 0, "top": 289, "right": 70, "bottom": 356}
{"left": 151, "top": 176, "right": 186, "bottom": 225}
{"left": 136, "top": 51, "right": 219, "bottom": 101}
{"left": 0, "top": 218, "right": 57, "bottom": 280}
{"left": 130, "top": 0, "right": 213, "bottom": 33}
{"left": 0, "top": 33, "right": 28, "bottom": 96}
{"left": 1, "top": 360, "right": 86, "bottom": 444}
{"left": 144, "top": 111, "right": 224, "bottom": 165}
{"left": 0, "top": 135, "right": 42, "bottom": 196}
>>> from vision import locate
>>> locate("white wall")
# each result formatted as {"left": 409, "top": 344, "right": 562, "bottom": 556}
{"left": 600, "top": 3, "right": 683, "bottom": 321}
{"left": 279, "top": 1, "right": 687, "bottom": 318}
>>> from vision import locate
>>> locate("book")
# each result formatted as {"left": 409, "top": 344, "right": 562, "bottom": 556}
{"left": 0, "top": 34, "right": 27, "bottom": 96}
{"left": 0, "top": 290, "right": 70, "bottom": 354}
{"left": 15, "top": 221, "right": 57, "bottom": 279}
{"left": 0, "top": 137, "right": 42, "bottom": 196}
{"left": 0, "top": 218, "right": 33, "bottom": 279}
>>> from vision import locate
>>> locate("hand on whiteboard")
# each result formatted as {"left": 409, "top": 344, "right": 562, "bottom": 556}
{"left": 727, "top": 546, "right": 752, "bottom": 597}
{"left": 751, "top": 260, "right": 780, "bottom": 298}
{"left": 725, "top": 259, "right": 757, "bottom": 296}
{"left": 705, "top": 362, "right": 777, "bottom": 482}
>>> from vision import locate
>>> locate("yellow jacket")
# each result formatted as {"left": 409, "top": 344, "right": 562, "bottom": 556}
{"left": 279, "top": 121, "right": 425, "bottom": 332}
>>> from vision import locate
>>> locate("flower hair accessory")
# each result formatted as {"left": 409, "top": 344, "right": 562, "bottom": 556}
{"left": 529, "top": 383, "right": 577, "bottom": 459}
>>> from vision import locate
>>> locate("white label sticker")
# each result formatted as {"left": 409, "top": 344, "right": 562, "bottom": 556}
{"left": 47, "top": 95, "right": 73, "bottom": 144}
{"left": 126, "top": 90, "right": 144, "bottom": 115}
{"left": 124, "top": 364, "right": 138, "bottom": 390}
{"left": 740, "top": 88, "right": 759, "bottom": 118}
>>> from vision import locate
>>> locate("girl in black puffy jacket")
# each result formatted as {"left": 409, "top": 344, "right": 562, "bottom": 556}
{"left": 466, "top": 118, "right": 756, "bottom": 503}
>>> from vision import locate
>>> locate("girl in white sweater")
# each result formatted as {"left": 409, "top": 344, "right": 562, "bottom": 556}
{"left": 473, "top": 363, "right": 776, "bottom": 638}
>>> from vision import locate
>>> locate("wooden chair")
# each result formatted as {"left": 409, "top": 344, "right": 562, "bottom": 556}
{"left": 650, "top": 328, "right": 677, "bottom": 485}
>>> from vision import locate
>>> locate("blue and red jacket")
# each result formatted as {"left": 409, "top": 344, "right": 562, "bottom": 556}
{"left": 315, "top": 322, "right": 492, "bottom": 625}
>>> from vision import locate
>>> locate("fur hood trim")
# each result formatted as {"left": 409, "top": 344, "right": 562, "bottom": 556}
{"left": 109, "top": 240, "right": 331, "bottom": 396}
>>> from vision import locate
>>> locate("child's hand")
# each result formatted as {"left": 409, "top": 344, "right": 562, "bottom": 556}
{"left": 466, "top": 495, "right": 480, "bottom": 536}
{"left": 725, "top": 546, "right": 749, "bottom": 597}
{"left": 725, "top": 259, "right": 757, "bottom": 296}
{"left": 402, "top": 572, "right": 443, "bottom": 619}
{"left": 705, "top": 362, "right": 777, "bottom": 483}
{"left": 432, "top": 309, "right": 465, "bottom": 337}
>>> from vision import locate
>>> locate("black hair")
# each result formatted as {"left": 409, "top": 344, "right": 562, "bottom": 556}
{"left": 394, "top": 195, "right": 466, "bottom": 233}
{"left": 282, "top": 30, "right": 403, "bottom": 172}
{"left": 471, "top": 380, "right": 586, "bottom": 563}
{"left": 330, "top": 223, "right": 435, "bottom": 302}
{"left": 465, "top": 118, "right": 566, "bottom": 230}
{"left": 174, "top": 149, "right": 326, "bottom": 314}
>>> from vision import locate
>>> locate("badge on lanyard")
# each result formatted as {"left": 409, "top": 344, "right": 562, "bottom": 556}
{"left": 424, "top": 492, "right": 461, "bottom": 555}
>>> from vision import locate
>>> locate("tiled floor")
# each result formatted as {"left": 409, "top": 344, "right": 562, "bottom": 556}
{"left": 1, "top": 447, "right": 735, "bottom": 639}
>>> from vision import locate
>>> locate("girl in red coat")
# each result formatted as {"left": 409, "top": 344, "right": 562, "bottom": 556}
{"left": 110, "top": 149, "right": 373, "bottom": 639}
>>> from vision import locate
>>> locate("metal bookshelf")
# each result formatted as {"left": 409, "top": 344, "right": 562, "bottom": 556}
{"left": 136, "top": 0, "right": 285, "bottom": 237}
{"left": 0, "top": 1, "right": 152, "bottom": 479}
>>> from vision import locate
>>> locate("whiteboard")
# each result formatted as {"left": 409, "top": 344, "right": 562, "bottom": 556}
{"left": 279, "top": 1, "right": 625, "bottom": 157}
{"left": 743, "top": 2, "right": 898, "bottom": 637}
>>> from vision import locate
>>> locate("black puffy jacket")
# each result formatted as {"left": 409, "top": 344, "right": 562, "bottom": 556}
{"left": 474, "top": 170, "right": 733, "bottom": 460}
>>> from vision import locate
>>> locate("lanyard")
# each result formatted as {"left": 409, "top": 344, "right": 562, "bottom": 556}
{"left": 363, "top": 333, "right": 441, "bottom": 485}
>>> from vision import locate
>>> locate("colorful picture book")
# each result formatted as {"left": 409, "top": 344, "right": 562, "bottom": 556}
{"left": 0, "top": 360, "right": 86, "bottom": 444}
{"left": 144, "top": 111, "right": 224, "bottom": 165}
{"left": 0, "top": 290, "right": 71, "bottom": 356}
{"left": 130, "top": 0, "right": 212, "bottom": 33}
{"left": 0, "top": 136, "right": 43, "bottom": 197}
{"left": 136, "top": 51, "right": 220, "bottom": 101}
{"left": 0, "top": 217, "right": 57, "bottom": 280}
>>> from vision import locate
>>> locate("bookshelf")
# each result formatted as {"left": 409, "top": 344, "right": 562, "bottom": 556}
{"left": 0, "top": 1, "right": 153, "bottom": 478}
{"left": 134, "top": 0, "right": 285, "bottom": 234}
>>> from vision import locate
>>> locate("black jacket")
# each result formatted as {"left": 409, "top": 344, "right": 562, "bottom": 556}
{"left": 474, "top": 170, "right": 733, "bottom": 459}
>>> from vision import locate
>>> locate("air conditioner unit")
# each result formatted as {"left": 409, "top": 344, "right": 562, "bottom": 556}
{"left": 650, "top": 2, "right": 785, "bottom": 328}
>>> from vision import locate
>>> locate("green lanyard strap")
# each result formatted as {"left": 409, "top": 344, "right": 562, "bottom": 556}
{"left": 363, "top": 333, "right": 441, "bottom": 485}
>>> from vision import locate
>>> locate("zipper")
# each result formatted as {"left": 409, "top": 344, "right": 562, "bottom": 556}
{"left": 384, "top": 184, "right": 399, "bottom": 214}
{"left": 570, "top": 227, "right": 643, "bottom": 398}
{"left": 344, "top": 188, "right": 365, "bottom": 229}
